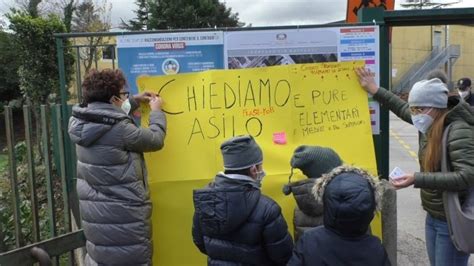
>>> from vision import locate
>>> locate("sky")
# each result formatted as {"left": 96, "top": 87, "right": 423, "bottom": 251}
{"left": 1, "top": 0, "right": 473, "bottom": 29}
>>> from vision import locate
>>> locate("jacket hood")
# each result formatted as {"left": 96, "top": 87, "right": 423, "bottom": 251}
{"left": 193, "top": 174, "right": 260, "bottom": 236}
{"left": 68, "top": 103, "right": 129, "bottom": 147}
{"left": 312, "top": 165, "right": 383, "bottom": 237}
{"left": 445, "top": 101, "right": 474, "bottom": 126}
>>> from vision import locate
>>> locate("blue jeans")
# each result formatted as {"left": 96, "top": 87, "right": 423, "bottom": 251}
{"left": 425, "top": 213, "right": 470, "bottom": 266}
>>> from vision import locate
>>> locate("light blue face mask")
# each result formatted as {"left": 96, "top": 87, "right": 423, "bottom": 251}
{"left": 256, "top": 170, "right": 266, "bottom": 183}
{"left": 411, "top": 112, "right": 434, "bottom": 134}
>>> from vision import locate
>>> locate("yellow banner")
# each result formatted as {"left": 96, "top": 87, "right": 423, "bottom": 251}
{"left": 138, "top": 61, "right": 378, "bottom": 265}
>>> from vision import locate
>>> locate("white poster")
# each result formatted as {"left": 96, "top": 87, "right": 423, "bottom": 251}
{"left": 224, "top": 26, "right": 381, "bottom": 134}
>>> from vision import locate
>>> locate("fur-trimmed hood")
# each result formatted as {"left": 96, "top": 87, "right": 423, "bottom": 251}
{"left": 312, "top": 165, "right": 383, "bottom": 237}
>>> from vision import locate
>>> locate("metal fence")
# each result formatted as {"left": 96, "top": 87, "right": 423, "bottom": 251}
{"left": 0, "top": 105, "right": 84, "bottom": 266}
{"left": 0, "top": 38, "right": 116, "bottom": 266}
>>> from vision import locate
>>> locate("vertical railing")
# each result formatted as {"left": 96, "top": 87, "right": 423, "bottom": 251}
{"left": 55, "top": 104, "right": 75, "bottom": 263}
{"left": 75, "top": 47, "right": 83, "bottom": 103}
{"left": 40, "top": 105, "right": 59, "bottom": 266}
{"left": 94, "top": 47, "right": 99, "bottom": 70}
{"left": 4, "top": 107, "right": 23, "bottom": 248}
{"left": 23, "top": 105, "right": 40, "bottom": 243}
{"left": 0, "top": 104, "right": 84, "bottom": 265}
{"left": 41, "top": 105, "right": 57, "bottom": 240}
{"left": 111, "top": 45, "right": 116, "bottom": 70}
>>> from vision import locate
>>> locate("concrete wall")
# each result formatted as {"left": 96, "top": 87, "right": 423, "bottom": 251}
{"left": 450, "top": 25, "right": 474, "bottom": 81}
{"left": 391, "top": 25, "right": 474, "bottom": 88}
{"left": 391, "top": 26, "right": 432, "bottom": 86}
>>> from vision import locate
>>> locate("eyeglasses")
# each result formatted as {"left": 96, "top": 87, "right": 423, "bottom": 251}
{"left": 119, "top": 91, "right": 130, "bottom": 98}
{"left": 410, "top": 107, "right": 430, "bottom": 115}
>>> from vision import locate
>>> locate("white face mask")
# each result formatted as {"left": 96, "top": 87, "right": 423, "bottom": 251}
{"left": 459, "top": 90, "right": 470, "bottom": 99}
{"left": 121, "top": 99, "right": 132, "bottom": 115}
{"left": 256, "top": 170, "right": 266, "bottom": 183}
{"left": 411, "top": 112, "right": 434, "bottom": 134}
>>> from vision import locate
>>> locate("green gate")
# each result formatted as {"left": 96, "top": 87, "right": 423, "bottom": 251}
{"left": 1, "top": 7, "right": 472, "bottom": 265}
{"left": 0, "top": 104, "right": 84, "bottom": 265}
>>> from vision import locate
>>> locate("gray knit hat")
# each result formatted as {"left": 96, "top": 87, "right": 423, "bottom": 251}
{"left": 408, "top": 78, "right": 448, "bottom": 108}
{"left": 283, "top": 146, "right": 342, "bottom": 195}
{"left": 291, "top": 146, "right": 342, "bottom": 178}
{"left": 221, "top": 135, "right": 263, "bottom": 170}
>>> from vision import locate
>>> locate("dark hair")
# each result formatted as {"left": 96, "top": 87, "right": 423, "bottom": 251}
{"left": 425, "top": 69, "right": 448, "bottom": 84}
{"left": 82, "top": 69, "right": 127, "bottom": 104}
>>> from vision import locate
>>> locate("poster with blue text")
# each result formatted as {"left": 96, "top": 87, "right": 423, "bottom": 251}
{"left": 224, "top": 26, "right": 380, "bottom": 134}
{"left": 117, "top": 31, "right": 224, "bottom": 95}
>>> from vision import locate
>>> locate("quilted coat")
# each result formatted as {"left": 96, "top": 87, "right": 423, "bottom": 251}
{"left": 68, "top": 100, "right": 166, "bottom": 265}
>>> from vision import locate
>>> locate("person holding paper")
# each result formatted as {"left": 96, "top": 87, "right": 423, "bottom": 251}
{"left": 68, "top": 69, "right": 166, "bottom": 265}
{"left": 282, "top": 145, "right": 343, "bottom": 241}
{"left": 356, "top": 68, "right": 474, "bottom": 266}
{"left": 192, "top": 135, "right": 293, "bottom": 265}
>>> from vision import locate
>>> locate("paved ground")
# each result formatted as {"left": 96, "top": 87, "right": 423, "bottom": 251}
{"left": 389, "top": 112, "right": 473, "bottom": 265}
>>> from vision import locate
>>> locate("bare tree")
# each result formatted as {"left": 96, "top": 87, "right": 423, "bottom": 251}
{"left": 61, "top": 0, "right": 77, "bottom": 32}
{"left": 27, "top": 0, "right": 42, "bottom": 16}
{"left": 12, "top": 0, "right": 77, "bottom": 31}
{"left": 0, "top": 18, "right": 6, "bottom": 30}
{"left": 400, "top": 0, "right": 461, "bottom": 9}
{"left": 72, "top": 0, "right": 111, "bottom": 74}
{"left": 12, "top": 0, "right": 50, "bottom": 17}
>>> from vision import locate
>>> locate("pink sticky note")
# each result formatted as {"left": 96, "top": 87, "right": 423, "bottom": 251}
{"left": 273, "top": 132, "right": 287, "bottom": 145}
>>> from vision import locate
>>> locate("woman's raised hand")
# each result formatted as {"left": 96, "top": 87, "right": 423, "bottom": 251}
{"left": 355, "top": 68, "right": 379, "bottom": 95}
{"left": 134, "top": 92, "right": 157, "bottom": 103}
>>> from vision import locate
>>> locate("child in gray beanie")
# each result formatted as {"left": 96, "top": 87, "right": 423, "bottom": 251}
{"left": 192, "top": 135, "right": 293, "bottom": 265}
{"left": 288, "top": 146, "right": 342, "bottom": 180}
{"left": 220, "top": 135, "right": 263, "bottom": 170}
{"left": 282, "top": 145, "right": 343, "bottom": 241}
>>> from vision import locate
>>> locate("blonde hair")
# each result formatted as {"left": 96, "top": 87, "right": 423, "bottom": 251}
{"left": 423, "top": 108, "right": 449, "bottom": 172}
